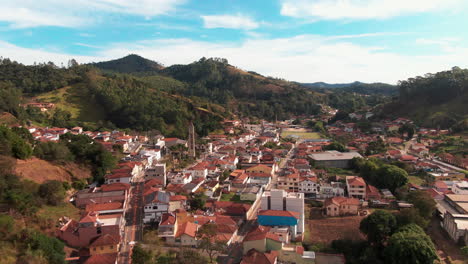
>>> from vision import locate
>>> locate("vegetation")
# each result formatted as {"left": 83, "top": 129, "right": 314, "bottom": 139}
{"left": 196, "top": 223, "right": 227, "bottom": 263}
{"left": 382, "top": 66, "right": 468, "bottom": 129}
{"left": 0, "top": 125, "right": 33, "bottom": 159}
{"left": 360, "top": 210, "right": 397, "bottom": 247}
{"left": 352, "top": 158, "right": 409, "bottom": 192}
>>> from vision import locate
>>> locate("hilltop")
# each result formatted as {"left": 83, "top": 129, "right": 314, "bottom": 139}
{"left": 89, "top": 54, "right": 164, "bottom": 73}
{"left": 93, "top": 56, "right": 327, "bottom": 120}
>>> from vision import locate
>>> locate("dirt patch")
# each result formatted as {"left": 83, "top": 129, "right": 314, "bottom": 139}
{"left": 0, "top": 112, "right": 18, "bottom": 125}
{"left": 15, "top": 158, "right": 91, "bottom": 183}
{"left": 307, "top": 213, "right": 366, "bottom": 244}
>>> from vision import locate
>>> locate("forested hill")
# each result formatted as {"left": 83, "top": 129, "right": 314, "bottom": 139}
{"left": 93, "top": 56, "right": 327, "bottom": 120}
{"left": 90, "top": 54, "right": 164, "bottom": 73}
{"left": 303, "top": 81, "right": 398, "bottom": 96}
{"left": 381, "top": 67, "right": 468, "bottom": 130}
{"left": 0, "top": 58, "right": 227, "bottom": 138}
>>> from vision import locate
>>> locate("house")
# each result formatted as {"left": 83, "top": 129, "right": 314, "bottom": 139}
{"left": 143, "top": 190, "right": 170, "bottom": 224}
{"left": 75, "top": 189, "right": 127, "bottom": 209}
{"left": 82, "top": 253, "right": 118, "bottom": 264}
{"left": 319, "top": 182, "right": 345, "bottom": 199}
{"left": 366, "top": 184, "right": 381, "bottom": 200}
{"left": 323, "top": 197, "right": 360, "bottom": 217}
{"left": 309, "top": 151, "right": 362, "bottom": 168}
{"left": 346, "top": 176, "right": 366, "bottom": 199}
{"left": 170, "top": 173, "right": 192, "bottom": 185}
{"left": 241, "top": 248, "right": 278, "bottom": 264}
{"left": 246, "top": 164, "right": 273, "bottom": 175}
{"left": 89, "top": 234, "right": 119, "bottom": 255}
{"left": 166, "top": 222, "right": 199, "bottom": 247}
{"left": 158, "top": 213, "right": 177, "bottom": 238}
{"left": 105, "top": 172, "right": 132, "bottom": 184}
{"left": 279, "top": 245, "right": 317, "bottom": 264}
{"left": 298, "top": 178, "right": 319, "bottom": 195}
{"left": 56, "top": 212, "right": 122, "bottom": 248}
{"left": 186, "top": 162, "right": 209, "bottom": 179}
{"left": 243, "top": 226, "right": 283, "bottom": 254}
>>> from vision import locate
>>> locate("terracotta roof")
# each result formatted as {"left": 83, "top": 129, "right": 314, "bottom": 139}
{"left": 85, "top": 202, "right": 123, "bottom": 212}
{"left": 240, "top": 249, "right": 278, "bottom": 264}
{"left": 170, "top": 195, "right": 187, "bottom": 201}
{"left": 160, "top": 213, "right": 176, "bottom": 226}
{"left": 83, "top": 253, "right": 117, "bottom": 264}
{"left": 258, "top": 210, "right": 300, "bottom": 219}
{"left": 101, "top": 182, "right": 130, "bottom": 192}
{"left": 324, "top": 196, "right": 360, "bottom": 207}
{"left": 175, "top": 222, "right": 198, "bottom": 238}
{"left": 244, "top": 226, "right": 281, "bottom": 242}
{"left": 89, "top": 234, "right": 119, "bottom": 247}
{"left": 105, "top": 172, "right": 131, "bottom": 179}
{"left": 346, "top": 176, "right": 366, "bottom": 186}
{"left": 79, "top": 212, "right": 98, "bottom": 224}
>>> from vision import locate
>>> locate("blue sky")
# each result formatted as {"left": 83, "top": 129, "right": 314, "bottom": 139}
{"left": 1, "top": 0, "right": 468, "bottom": 83}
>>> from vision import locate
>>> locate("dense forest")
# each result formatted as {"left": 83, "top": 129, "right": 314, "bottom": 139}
{"left": 382, "top": 67, "right": 468, "bottom": 130}
{"left": 0, "top": 58, "right": 226, "bottom": 138}
{"left": 303, "top": 81, "right": 398, "bottom": 96}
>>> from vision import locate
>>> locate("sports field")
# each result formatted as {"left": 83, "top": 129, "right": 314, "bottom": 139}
{"left": 281, "top": 128, "right": 321, "bottom": 139}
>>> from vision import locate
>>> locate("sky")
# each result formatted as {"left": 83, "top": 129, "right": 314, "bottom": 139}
{"left": 1, "top": 0, "right": 468, "bottom": 84}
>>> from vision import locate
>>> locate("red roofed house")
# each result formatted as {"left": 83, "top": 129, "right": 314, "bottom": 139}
{"left": 366, "top": 184, "right": 381, "bottom": 200}
{"left": 56, "top": 212, "right": 122, "bottom": 248}
{"left": 166, "top": 221, "right": 199, "bottom": 247}
{"left": 323, "top": 196, "right": 360, "bottom": 217}
{"left": 243, "top": 226, "right": 283, "bottom": 254}
{"left": 241, "top": 248, "right": 278, "bottom": 264}
{"left": 89, "top": 234, "right": 119, "bottom": 255}
{"left": 346, "top": 176, "right": 366, "bottom": 199}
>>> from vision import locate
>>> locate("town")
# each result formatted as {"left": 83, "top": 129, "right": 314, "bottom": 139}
{"left": 7, "top": 108, "right": 467, "bottom": 264}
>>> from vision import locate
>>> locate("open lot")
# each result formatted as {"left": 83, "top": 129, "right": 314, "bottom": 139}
{"left": 281, "top": 129, "right": 321, "bottom": 139}
{"left": 305, "top": 208, "right": 366, "bottom": 244}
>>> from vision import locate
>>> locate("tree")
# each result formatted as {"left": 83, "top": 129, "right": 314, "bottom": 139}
{"left": 365, "top": 138, "right": 387, "bottom": 156}
{"left": 398, "top": 123, "right": 415, "bottom": 140}
{"left": 38, "top": 180, "right": 66, "bottom": 206}
{"left": 396, "top": 208, "right": 429, "bottom": 229}
{"left": 376, "top": 165, "right": 408, "bottom": 192}
{"left": 324, "top": 141, "right": 347, "bottom": 152}
{"left": 34, "top": 142, "right": 73, "bottom": 162}
{"left": 407, "top": 190, "right": 436, "bottom": 219}
{"left": 189, "top": 193, "right": 206, "bottom": 211}
{"left": 131, "top": 243, "right": 153, "bottom": 264}
{"left": 360, "top": 210, "right": 397, "bottom": 246}
{"left": 26, "top": 230, "right": 66, "bottom": 264}
{"left": 384, "top": 228, "right": 437, "bottom": 264}
{"left": 196, "top": 223, "right": 227, "bottom": 263}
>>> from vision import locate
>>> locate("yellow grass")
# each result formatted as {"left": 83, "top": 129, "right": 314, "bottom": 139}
{"left": 281, "top": 130, "right": 321, "bottom": 139}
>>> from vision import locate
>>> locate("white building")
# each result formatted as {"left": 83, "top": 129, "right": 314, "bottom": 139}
{"left": 298, "top": 179, "right": 319, "bottom": 194}
{"left": 143, "top": 191, "right": 170, "bottom": 224}
{"left": 346, "top": 176, "right": 366, "bottom": 199}
{"left": 261, "top": 189, "right": 305, "bottom": 238}
{"left": 453, "top": 181, "right": 468, "bottom": 195}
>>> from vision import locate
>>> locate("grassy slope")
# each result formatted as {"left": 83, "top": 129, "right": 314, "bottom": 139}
{"left": 33, "top": 84, "right": 106, "bottom": 125}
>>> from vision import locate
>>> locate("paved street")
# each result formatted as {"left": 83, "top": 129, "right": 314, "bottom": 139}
{"left": 117, "top": 176, "right": 145, "bottom": 264}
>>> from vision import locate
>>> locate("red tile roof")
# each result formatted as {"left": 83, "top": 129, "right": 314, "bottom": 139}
{"left": 175, "top": 222, "right": 198, "bottom": 238}
{"left": 89, "top": 234, "right": 119, "bottom": 247}
{"left": 100, "top": 183, "right": 130, "bottom": 192}
{"left": 160, "top": 213, "right": 176, "bottom": 226}
{"left": 324, "top": 196, "right": 360, "bottom": 207}
{"left": 85, "top": 202, "right": 123, "bottom": 212}
{"left": 241, "top": 249, "right": 278, "bottom": 264}
{"left": 258, "top": 210, "right": 300, "bottom": 219}
{"left": 346, "top": 176, "right": 366, "bottom": 186}
{"left": 83, "top": 253, "right": 117, "bottom": 264}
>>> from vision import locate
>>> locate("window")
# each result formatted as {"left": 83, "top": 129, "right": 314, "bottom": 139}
{"left": 110, "top": 246, "right": 113, "bottom": 249}
{"left": 116, "top": 179, "right": 120, "bottom": 182}
{"left": 153, "top": 206, "right": 158, "bottom": 209}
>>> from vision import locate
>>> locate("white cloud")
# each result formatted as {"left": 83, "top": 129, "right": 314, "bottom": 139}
{"left": 280, "top": 0, "right": 464, "bottom": 20}
{"left": 0, "top": 0, "right": 186, "bottom": 28}
{"left": 2, "top": 34, "right": 468, "bottom": 84}
{"left": 201, "top": 14, "right": 259, "bottom": 30}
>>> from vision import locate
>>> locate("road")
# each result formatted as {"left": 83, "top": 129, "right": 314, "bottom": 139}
{"left": 117, "top": 174, "right": 145, "bottom": 264}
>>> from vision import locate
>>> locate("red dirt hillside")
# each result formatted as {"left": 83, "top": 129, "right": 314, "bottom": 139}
{"left": 15, "top": 158, "right": 91, "bottom": 183}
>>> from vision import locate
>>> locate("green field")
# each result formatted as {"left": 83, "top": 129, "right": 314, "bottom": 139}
{"left": 34, "top": 84, "right": 106, "bottom": 125}
{"left": 281, "top": 130, "right": 321, "bottom": 139}
{"left": 408, "top": 176, "right": 424, "bottom": 186}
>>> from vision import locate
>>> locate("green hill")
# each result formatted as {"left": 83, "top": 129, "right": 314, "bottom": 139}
{"left": 90, "top": 54, "right": 164, "bottom": 73}
{"left": 381, "top": 67, "right": 468, "bottom": 130}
